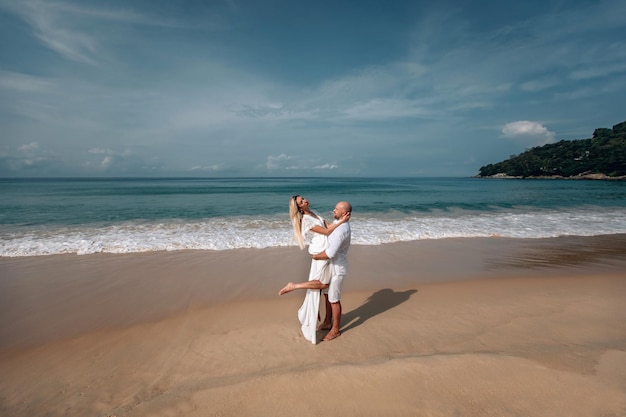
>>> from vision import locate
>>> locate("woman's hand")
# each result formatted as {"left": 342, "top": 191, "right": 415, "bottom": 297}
{"left": 318, "top": 211, "right": 351, "bottom": 235}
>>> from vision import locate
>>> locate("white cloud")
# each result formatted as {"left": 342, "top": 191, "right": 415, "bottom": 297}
{"left": 502, "top": 121, "right": 555, "bottom": 146}
{"left": 313, "top": 163, "right": 338, "bottom": 170}
{"left": 0, "top": 1, "right": 192, "bottom": 66}
{"left": 0, "top": 71, "right": 55, "bottom": 92}
{"left": 190, "top": 164, "right": 227, "bottom": 172}
{"left": 343, "top": 98, "right": 432, "bottom": 121}
{"left": 520, "top": 78, "right": 560, "bottom": 92}
{"left": 88, "top": 148, "right": 113, "bottom": 154}
{"left": 22, "top": 157, "right": 48, "bottom": 166}
{"left": 266, "top": 153, "right": 292, "bottom": 170}
{"left": 100, "top": 156, "right": 113, "bottom": 168}
{"left": 18, "top": 142, "right": 39, "bottom": 152}
{"left": 85, "top": 147, "right": 136, "bottom": 172}
{"left": 14, "top": 1, "right": 98, "bottom": 65}
{"left": 569, "top": 62, "right": 626, "bottom": 80}
{"left": 88, "top": 148, "right": 133, "bottom": 157}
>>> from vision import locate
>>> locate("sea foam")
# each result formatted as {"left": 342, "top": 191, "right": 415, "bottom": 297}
{"left": 1, "top": 207, "right": 625, "bottom": 257}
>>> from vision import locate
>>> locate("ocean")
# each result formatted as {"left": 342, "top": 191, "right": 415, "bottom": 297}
{"left": 1, "top": 177, "right": 625, "bottom": 257}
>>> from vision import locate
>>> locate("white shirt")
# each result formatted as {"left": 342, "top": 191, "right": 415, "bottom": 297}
{"left": 325, "top": 221, "right": 351, "bottom": 275}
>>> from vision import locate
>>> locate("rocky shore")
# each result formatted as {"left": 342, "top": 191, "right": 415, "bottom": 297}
{"left": 476, "top": 172, "right": 626, "bottom": 180}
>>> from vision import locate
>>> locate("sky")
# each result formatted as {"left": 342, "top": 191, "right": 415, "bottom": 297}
{"left": 0, "top": 0, "right": 625, "bottom": 177}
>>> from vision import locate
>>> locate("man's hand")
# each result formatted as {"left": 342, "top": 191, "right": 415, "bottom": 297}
{"left": 312, "top": 251, "right": 329, "bottom": 260}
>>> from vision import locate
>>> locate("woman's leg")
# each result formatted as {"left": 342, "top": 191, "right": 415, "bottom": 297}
{"left": 279, "top": 280, "right": 328, "bottom": 295}
{"left": 279, "top": 258, "right": 330, "bottom": 295}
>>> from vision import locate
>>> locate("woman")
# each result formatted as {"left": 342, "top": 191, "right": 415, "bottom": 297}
{"left": 279, "top": 195, "right": 349, "bottom": 344}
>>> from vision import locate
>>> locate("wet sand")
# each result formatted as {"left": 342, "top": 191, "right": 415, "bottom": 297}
{"left": 1, "top": 235, "right": 625, "bottom": 416}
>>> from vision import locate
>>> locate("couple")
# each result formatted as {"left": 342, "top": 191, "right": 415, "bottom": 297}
{"left": 279, "top": 195, "right": 352, "bottom": 343}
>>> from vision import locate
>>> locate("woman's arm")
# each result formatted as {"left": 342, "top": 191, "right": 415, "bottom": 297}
{"left": 308, "top": 212, "right": 350, "bottom": 236}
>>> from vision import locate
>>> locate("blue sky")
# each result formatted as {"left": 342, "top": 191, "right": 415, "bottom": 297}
{"left": 1, "top": 0, "right": 625, "bottom": 177}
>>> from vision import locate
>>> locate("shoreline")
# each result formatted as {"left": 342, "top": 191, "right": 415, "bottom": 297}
{"left": 2, "top": 234, "right": 626, "bottom": 352}
{"left": 475, "top": 173, "right": 626, "bottom": 180}
{"left": 1, "top": 235, "right": 625, "bottom": 416}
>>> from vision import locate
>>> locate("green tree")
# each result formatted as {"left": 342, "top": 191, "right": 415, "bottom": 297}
{"left": 478, "top": 119, "right": 626, "bottom": 178}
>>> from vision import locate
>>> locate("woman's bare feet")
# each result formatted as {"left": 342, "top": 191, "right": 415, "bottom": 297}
{"left": 317, "top": 321, "right": 332, "bottom": 331}
{"left": 278, "top": 282, "right": 296, "bottom": 295}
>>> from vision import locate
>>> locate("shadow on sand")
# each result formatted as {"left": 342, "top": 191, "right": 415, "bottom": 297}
{"left": 340, "top": 288, "right": 418, "bottom": 334}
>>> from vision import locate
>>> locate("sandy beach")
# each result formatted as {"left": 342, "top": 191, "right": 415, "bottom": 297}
{"left": 1, "top": 235, "right": 626, "bottom": 417}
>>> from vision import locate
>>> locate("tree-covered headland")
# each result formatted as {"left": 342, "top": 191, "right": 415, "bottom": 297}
{"left": 477, "top": 119, "right": 626, "bottom": 179}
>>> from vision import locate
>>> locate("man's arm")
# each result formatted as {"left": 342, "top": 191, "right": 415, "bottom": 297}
{"left": 311, "top": 223, "right": 347, "bottom": 260}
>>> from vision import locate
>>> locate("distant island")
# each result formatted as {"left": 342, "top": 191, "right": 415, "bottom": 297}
{"left": 477, "top": 119, "right": 626, "bottom": 180}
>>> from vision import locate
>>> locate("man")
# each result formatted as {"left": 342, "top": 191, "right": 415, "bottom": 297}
{"left": 312, "top": 201, "right": 352, "bottom": 341}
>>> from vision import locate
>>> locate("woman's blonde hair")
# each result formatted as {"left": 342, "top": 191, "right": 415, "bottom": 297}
{"left": 290, "top": 195, "right": 305, "bottom": 250}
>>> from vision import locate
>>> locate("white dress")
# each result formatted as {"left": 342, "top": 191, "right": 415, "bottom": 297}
{"left": 297, "top": 211, "right": 331, "bottom": 344}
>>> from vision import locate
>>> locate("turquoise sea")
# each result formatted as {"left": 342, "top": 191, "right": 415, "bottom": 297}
{"left": 1, "top": 177, "right": 626, "bottom": 257}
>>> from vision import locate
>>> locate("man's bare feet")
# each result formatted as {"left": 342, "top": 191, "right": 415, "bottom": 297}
{"left": 278, "top": 282, "right": 296, "bottom": 296}
{"left": 322, "top": 331, "right": 341, "bottom": 341}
